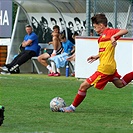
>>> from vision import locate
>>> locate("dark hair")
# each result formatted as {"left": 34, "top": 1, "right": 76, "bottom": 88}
{"left": 31, "top": 16, "right": 37, "bottom": 22}
{"left": 53, "top": 25, "right": 60, "bottom": 32}
{"left": 108, "top": 22, "right": 113, "bottom": 28}
{"left": 73, "top": 31, "right": 79, "bottom": 36}
{"left": 91, "top": 13, "right": 107, "bottom": 26}
{"left": 60, "top": 33, "right": 66, "bottom": 39}
{"left": 83, "top": 20, "right": 86, "bottom": 27}
{"left": 68, "top": 21, "right": 74, "bottom": 26}
{"left": 50, "top": 18, "right": 57, "bottom": 24}
{"left": 25, "top": 24, "right": 32, "bottom": 28}
{"left": 40, "top": 16, "right": 48, "bottom": 24}
{"left": 59, "top": 18, "right": 63, "bottom": 22}
{"left": 74, "top": 17, "right": 81, "bottom": 23}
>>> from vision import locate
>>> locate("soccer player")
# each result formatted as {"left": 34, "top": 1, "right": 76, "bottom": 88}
{"left": 59, "top": 13, "right": 133, "bottom": 112}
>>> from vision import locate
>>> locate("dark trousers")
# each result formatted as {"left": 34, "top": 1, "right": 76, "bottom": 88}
{"left": 7, "top": 50, "right": 36, "bottom": 69}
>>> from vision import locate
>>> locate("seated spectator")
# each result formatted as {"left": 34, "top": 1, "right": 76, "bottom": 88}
{"left": 0, "top": 24, "right": 40, "bottom": 74}
{"left": 48, "top": 33, "right": 75, "bottom": 76}
{"left": 66, "top": 31, "right": 79, "bottom": 76}
{"left": 37, "top": 25, "right": 63, "bottom": 76}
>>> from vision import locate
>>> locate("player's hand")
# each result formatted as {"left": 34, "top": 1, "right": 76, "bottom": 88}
{"left": 111, "top": 36, "right": 117, "bottom": 47}
{"left": 48, "top": 42, "right": 52, "bottom": 45}
{"left": 87, "top": 55, "right": 98, "bottom": 63}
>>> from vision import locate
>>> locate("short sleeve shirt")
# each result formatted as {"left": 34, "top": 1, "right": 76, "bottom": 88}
{"left": 97, "top": 28, "right": 120, "bottom": 75}
{"left": 24, "top": 32, "right": 39, "bottom": 55}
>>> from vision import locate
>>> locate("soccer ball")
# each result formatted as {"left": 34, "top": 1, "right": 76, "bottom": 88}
{"left": 50, "top": 97, "right": 66, "bottom": 112}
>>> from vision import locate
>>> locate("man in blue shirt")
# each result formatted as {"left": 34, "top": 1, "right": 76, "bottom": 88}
{"left": 0, "top": 24, "right": 40, "bottom": 74}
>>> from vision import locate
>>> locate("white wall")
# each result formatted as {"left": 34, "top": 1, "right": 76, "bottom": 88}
{"left": 75, "top": 37, "right": 133, "bottom": 78}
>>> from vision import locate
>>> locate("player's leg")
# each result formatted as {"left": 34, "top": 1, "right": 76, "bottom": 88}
{"left": 59, "top": 71, "right": 107, "bottom": 113}
{"left": 59, "top": 80, "right": 91, "bottom": 112}
{"left": 48, "top": 61, "right": 60, "bottom": 76}
{"left": 113, "top": 72, "right": 133, "bottom": 88}
{"left": 0, "top": 52, "right": 23, "bottom": 72}
{"left": 37, "top": 53, "right": 53, "bottom": 73}
{"left": 37, "top": 53, "right": 50, "bottom": 65}
{"left": 9, "top": 51, "right": 36, "bottom": 73}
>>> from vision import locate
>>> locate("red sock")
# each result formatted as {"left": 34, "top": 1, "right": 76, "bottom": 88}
{"left": 122, "top": 72, "right": 133, "bottom": 85}
{"left": 72, "top": 90, "right": 87, "bottom": 107}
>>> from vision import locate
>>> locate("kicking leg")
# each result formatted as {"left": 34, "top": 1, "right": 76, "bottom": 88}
{"left": 113, "top": 72, "right": 133, "bottom": 88}
{"left": 59, "top": 80, "right": 91, "bottom": 112}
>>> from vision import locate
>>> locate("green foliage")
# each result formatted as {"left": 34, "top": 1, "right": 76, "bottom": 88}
{"left": 0, "top": 74, "right": 133, "bottom": 133}
{"left": 12, "top": 2, "right": 18, "bottom": 26}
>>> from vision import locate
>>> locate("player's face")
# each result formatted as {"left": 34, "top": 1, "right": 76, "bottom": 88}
{"left": 53, "top": 28, "right": 59, "bottom": 33}
{"left": 93, "top": 23, "right": 104, "bottom": 35}
{"left": 41, "top": 22, "right": 48, "bottom": 29}
{"left": 32, "top": 19, "right": 38, "bottom": 28}
{"left": 75, "top": 21, "right": 81, "bottom": 30}
{"left": 60, "top": 38, "right": 66, "bottom": 42}
{"left": 52, "top": 31, "right": 58, "bottom": 37}
{"left": 69, "top": 24, "right": 74, "bottom": 31}
{"left": 51, "top": 21, "right": 56, "bottom": 26}
{"left": 25, "top": 27, "right": 32, "bottom": 34}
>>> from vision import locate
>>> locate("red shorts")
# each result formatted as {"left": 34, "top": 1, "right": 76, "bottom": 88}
{"left": 86, "top": 70, "right": 121, "bottom": 90}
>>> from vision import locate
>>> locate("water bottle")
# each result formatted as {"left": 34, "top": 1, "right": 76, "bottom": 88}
{"left": 43, "top": 48, "right": 47, "bottom": 53}
{"left": 66, "top": 64, "right": 69, "bottom": 77}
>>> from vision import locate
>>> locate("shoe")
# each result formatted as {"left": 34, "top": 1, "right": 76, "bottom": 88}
{"left": 48, "top": 72, "right": 55, "bottom": 76}
{"left": 10, "top": 67, "right": 20, "bottom": 74}
{"left": 0, "top": 106, "right": 5, "bottom": 126}
{"left": 71, "top": 72, "right": 75, "bottom": 77}
{"left": 59, "top": 106, "right": 75, "bottom": 113}
{"left": 48, "top": 72, "right": 60, "bottom": 77}
{"left": 0, "top": 66, "right": 8, "bottom": 72}
{"left": 9, "top": 64, "right": 19, "bottom": 72}
{"left": 1, "top": 71, "right": 11, "bottom": 75}
{"left": 54, "top": 72, "right": 60, "bottom": 77}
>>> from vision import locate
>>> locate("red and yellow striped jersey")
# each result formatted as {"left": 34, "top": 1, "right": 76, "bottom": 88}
{"left": 97, "top": 28, "right": 120, "bottom": 75}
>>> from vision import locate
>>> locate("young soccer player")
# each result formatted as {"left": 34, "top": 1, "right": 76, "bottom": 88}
{"left": 59, "top": 13, "right": 133, "bottom": 112}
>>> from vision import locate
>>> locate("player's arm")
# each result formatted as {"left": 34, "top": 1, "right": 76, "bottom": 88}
{"left": 52, "top": 37, "right": 59, "bottom": 50}
{"left": 48, "top": 41, "right": 53, "bottom": 45}
{"left": 87, "top": 54, "right": 99, "bottom": 63}
{"left": 111, "top": 29, "right": 128, "bottom": 47}
{"left": 70, "top": 46, "right": 75, "bottom": 54}
{"left": 22, "top": 39, "right": 32, "bottom": 47}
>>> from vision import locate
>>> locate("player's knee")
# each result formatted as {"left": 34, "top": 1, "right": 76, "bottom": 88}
{"left": 115, "top": 83, "right": 124, "bottom": 88}
{"left": 37, "top": 57, "right": 41, "bottom": 62}
{"left": 113, "top": 79, "right": 125, "bottom": 88}
{"left": 79, "top": 81, "right": 90, "bottom": 91}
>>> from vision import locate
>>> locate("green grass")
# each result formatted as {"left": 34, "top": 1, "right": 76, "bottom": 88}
{"left": 0, "top": 74, "right": 133, "bottom": 133}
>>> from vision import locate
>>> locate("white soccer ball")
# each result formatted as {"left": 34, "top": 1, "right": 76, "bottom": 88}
{"left": 50, "top": 97, "right": 66, "bottom": 112}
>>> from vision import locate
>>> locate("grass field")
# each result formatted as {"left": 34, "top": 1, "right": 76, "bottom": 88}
{"left": 0, "top": 74, "right": 133, "bottom": 133}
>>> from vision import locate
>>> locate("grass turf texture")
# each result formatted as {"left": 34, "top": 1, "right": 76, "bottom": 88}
{"left": 0, "top": 74, "right": 133, "bottom": 133}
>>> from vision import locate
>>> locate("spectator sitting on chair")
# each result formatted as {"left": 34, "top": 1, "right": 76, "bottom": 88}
{"left": 0, "top": 24, "right": 40, "bottom": 74}
{"left": 37, "top": 25, "right": 63, "bottom": 76}
{"left": 66, "top": 31, "right": 79, "bottom": 76}
{"left": 48, "top": 33, "right": 75, "bottom": 76}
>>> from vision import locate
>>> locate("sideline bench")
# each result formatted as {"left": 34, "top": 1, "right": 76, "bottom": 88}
{"left": 31, "top": 43, "right": 74, "bottom": 75}
{"left": 31, "top": 43, "right": 53, "bottom": 74}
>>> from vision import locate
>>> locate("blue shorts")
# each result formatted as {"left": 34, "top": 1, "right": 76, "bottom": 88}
{"left": 46, "top": 47, "right": 63, "bottom": 56}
